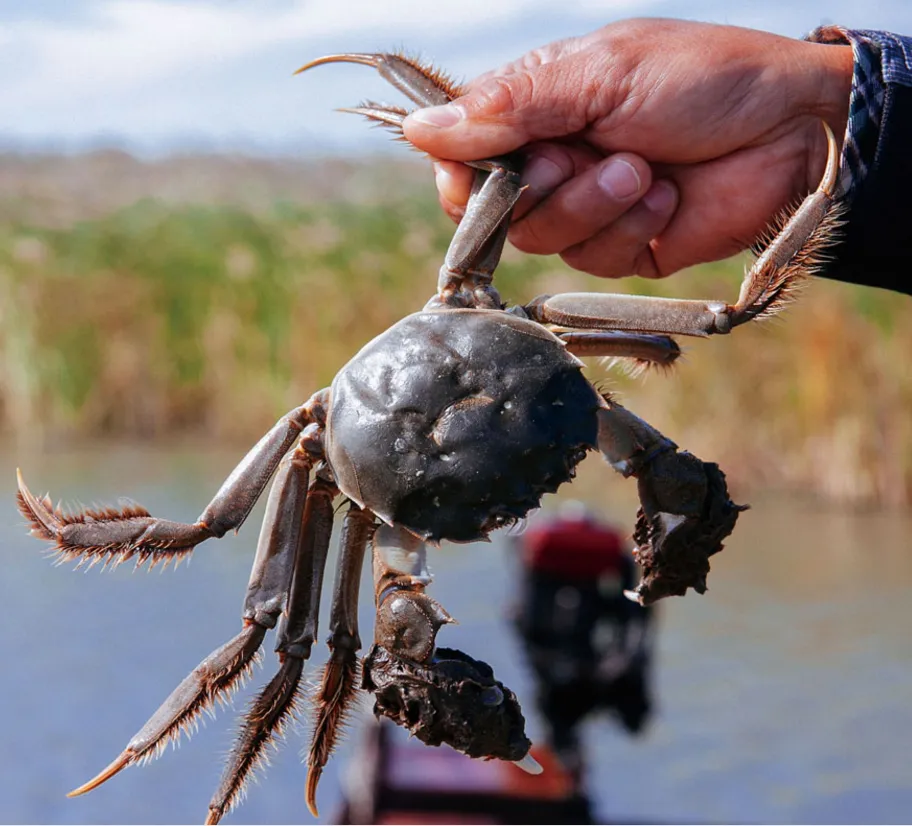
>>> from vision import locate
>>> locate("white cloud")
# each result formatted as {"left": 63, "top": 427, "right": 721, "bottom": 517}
{"left": 2, "top": 0, "right": 912, "bottom": 152}
{"left": 0, "top": 0, "right": 666, "bottom": 146}
{"left": 4, "top": 0, "right": 653, "bottom": 99}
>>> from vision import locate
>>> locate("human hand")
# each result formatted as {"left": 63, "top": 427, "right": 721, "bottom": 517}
{"left": 402, "top": 18, "right": 852, "bottom": 279}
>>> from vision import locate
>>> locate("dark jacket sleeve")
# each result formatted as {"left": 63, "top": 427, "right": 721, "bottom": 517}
{"left": 808, "top": 28, "right": 912, "bottom": 296}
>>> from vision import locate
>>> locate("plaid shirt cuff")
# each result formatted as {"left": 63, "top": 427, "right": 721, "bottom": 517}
{"left": 806, "top": 28, "right": 912, "bottom": 294}
{"left": 806, "top": 27, "right": 888, "bottom": 202}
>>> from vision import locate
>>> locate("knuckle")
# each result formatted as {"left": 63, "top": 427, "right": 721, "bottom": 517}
{"left": 468, "top": 65, "right": 592, "bottom": 140}
{"left": 632, "top": 246, "right": 661, "bottom": 279}
{"left": 561, "top": 240, "right": 633, "bottom": 279}
{"left": 559, "top": 242, "right": 603, "bottom": 276}
{"left": 515, "top": 46, "right": 552, "bottom": 73}
{"left": 526, "top": 143, "right": 577, "bottom": 181}
{"left": 508, "top": 217, "right": 559, "bottom": 256}
{"left": 645, "top": 243, "right": 677, "bottom": 278}
{"left": 467, "top": 73, "right": 534, "bottom": 120}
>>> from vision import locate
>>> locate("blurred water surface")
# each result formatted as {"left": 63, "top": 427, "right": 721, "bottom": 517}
{"left": 2, "top": 445, "right": 912, "bottom": 824}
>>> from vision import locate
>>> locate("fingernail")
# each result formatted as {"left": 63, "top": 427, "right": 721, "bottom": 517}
{"left": 643, "top": 180, "right": 677, "bottom": 214}
{"left": 435, "top": 164, "right": 455, "bottom": 192}
{"left": 522, "top": 156, "right": 567, "bottom": 194}
{"left": 408, "top": 104, "right": 464, "bottom": 129}
{"left": 598, "top": 158, "right": 641, "bottom": 199}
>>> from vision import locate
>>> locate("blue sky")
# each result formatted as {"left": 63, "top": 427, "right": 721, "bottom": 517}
{"left": 2, "top": 0, "right": 911, "bottom": 155}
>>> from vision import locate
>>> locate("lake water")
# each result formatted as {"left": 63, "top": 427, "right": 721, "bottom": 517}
{"left": 2, "top": 445, "right": 912, "bottom": 824}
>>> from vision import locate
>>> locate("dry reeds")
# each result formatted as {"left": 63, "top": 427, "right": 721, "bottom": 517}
{"left": 0, "top": 152, "right": 909, "bottom": 507}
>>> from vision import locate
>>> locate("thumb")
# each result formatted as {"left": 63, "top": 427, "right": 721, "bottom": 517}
{"left": 402, "top": 64, "right": 589, "bottom": 161}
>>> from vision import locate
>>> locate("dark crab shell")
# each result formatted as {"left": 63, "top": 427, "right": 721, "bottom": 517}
{"left": 326, "top": 309, "right": 600, "bottom": 542}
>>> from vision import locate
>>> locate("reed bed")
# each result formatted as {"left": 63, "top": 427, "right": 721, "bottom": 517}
{"left": 0, "top": 151, "right": 909, "bottom": 506}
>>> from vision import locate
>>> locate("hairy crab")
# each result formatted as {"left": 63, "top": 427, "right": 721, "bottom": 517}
{"left": 16, "top": 52, "right": 843, "bottom": 823}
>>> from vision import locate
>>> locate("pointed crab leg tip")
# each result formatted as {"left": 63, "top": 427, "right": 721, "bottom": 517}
{"left": 305, "top": 768, "right": 322, "bottom": 817}
{"left": 204, "top": 808, "right": 223, "bottom": 825}
{"left": 514, "top": 753, "right": 544, "bottom": 775}
{"left": 293, "top": 53, "right": 380, "bottom": 76}
{"left": 623, "top": 589, "right": 644, "bottom": 605}
{"left": 819, "top": 120, "right": 840, "bottom": 198}
{"left": 67, "top": 751, "right": 133, "bottom": 797}
{"left": 16, "top": 469, "right": 34, "bottom": 498}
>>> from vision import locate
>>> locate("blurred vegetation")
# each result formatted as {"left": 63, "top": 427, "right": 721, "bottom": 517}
{"left": 0, "top": 150, "right": 909, "bottom": 506}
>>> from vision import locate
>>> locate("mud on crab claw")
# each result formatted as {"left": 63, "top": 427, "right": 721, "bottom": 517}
{"left": 18, "top": 49, "right": 844, "bottom": 823}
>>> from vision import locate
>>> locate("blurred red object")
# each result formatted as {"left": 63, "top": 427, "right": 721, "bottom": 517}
{"left": 520, "top": 503, "right": 625, "bottom": 580}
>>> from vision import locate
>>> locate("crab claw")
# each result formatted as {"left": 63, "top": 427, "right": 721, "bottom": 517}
{"left": 596, "top": 400, "right": 747, "bottom": 605}
{"left": 630, "top": 453, "right": 747, "bottom": 605}
{"left": 362, "top": 644, "right": 532, "bottom": 763}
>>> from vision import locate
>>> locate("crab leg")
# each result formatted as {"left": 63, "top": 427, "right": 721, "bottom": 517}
{"left": 206, "top": 467, "right": 338, "bottom": 826}
{"left": 334, "top": 104, "right": 524, "bottom": 305}
{"left": 596, "top": 399, "right": 678, "bottom": 479}
{"left": 275, "top": 468, "right": 338, "bottom": 663}
{"left": 69, "top": 440, "right": 321, "bottom": 800}
{"left": 558, "top": 330, "right": 681, "bottom": 366}
{"left": 596, "top": 397, "right": 746, "bottom": 606}
{"left": 338, "top": 107, "right": 523, "bottom": 306}
{"left": 16, "top": 392, "right": 329, "bottom": 568}
{"left": 305, "top": 502, "right": 375, "bottom": 817}
{"left": 295, "top": 53, "right": 461, "bottom": 108}
{"left": 436, "top": 161, "right": 523, "bottom": 307}
{"left": 364, "top": 527, "right": 541, "bottom": 773}
{"left": 295, "top": 51, "right": 524, "bottom": 307}
{"left": 372, "top": 525, "right": 454, "bottom": 662}
{"left": 526, "top": 123, "right": 843, "bottom": 336}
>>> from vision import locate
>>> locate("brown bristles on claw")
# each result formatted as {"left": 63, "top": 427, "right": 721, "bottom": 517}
{"left": 744, "top": 198, "right": 847, "bottom": 321}
{"left": 305, "top": 651, "right": 361, "bottom": 817}
{"left": 376, "top": 50, "right": 466, "bottom": 100}
{"left": 337, "top": 102, "right": 411, "bottom": 143}
{"left": 600, "top": 355, "right": 678, "bottom": 379}
{"left": 207, "top": 657, "right": 305, "bottom": 825}
{"left": 734, "top": 121, "right": 846, "bottom": 325}
{"left": 16, "top": 468, "right": 211, "bottom": 570}
{"left": 69, "top": 623, "right": 266, "bottom": 800}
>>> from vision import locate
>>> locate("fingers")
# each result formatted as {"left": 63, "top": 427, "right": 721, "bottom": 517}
{"left": 434, "top": 140, "right": 603, "bottom": 224}
{"left": 559, "top": 180, "right": 679, "bottom": 279}
{"left": 510, "top": 153, "right": 652, "bottom": 254}
{"left": 507, "top": 150, "right": 680, "bottom": 279}
{"left": 514, "top": 142, "right": 602, "bottom": 220}
{"left": 434, "top": 145, "right": 678, "bottom": 279}
{"left": 433, "top": 161, "right": 474, "bottom": 223}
